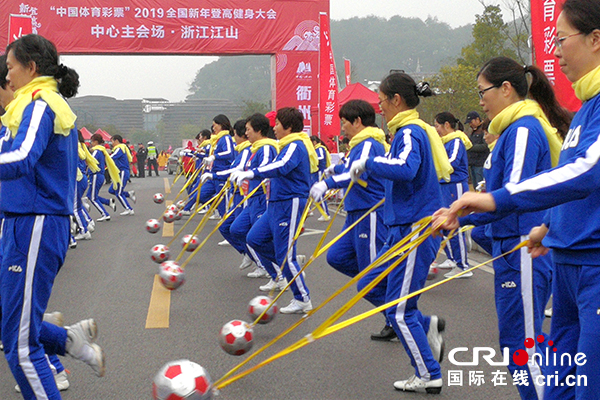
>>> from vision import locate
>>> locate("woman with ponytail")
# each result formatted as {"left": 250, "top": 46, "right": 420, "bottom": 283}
{"left": 433, "top": 111, "right": 473, "bottom": 279}
{"left": 436, "top": 55, "right": 571, "bottom": 400}
{"left": 349, "top": 73, "right": 453, "bottom": 394}
{"left": 436, "top": 1, "right": 600, "bottom": 398}
{"left": 0, "top": 34, "right": 104, "bottom": 400}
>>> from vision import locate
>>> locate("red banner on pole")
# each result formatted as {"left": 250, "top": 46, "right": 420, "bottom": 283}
{"left": 531, "top": 0, "right": 581, "bottom": 112}
{"left": 319, "top": 12, "right": 340, "bottom": 151}
{"left": 8, "top": 14, "right": 33, "bottom": 44}
{"left": 344, "top": 58, "right": 351, "bottom": 87}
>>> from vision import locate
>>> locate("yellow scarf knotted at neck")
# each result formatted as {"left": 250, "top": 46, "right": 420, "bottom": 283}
{"left": 489, "top": 99, "right": 563, "bottom": 167}
{"left": 92, "top": 144, "right": 122, "bottom": 189}
{"left": 441, "top": 130, "right": 473, "bottom": 150}
{"left": 199, "top": 139, "right": 211, "bottom": 149}
{"left": 1, "top": 76, "right": 76, "bottom": 138}
{"left": 387, "top": 109, "right": 453, "bottom": 182}
{"left": 349, "top": 126, "right": 391, "bottom": 153}
{"left": 278, "top": 132, "right": 319, "bottom": 173}
{"left": 315, "top": 143, "right": 332, "bottom": 167}
{"left": 78, "top": 142, "right": 100, "bottom": 173}
{"left": 209, "top": 130, "right": 230, "bottom": 155}
{"left": 488, "top": 139, "right": 497, "bottom": 152}
{"left": 251, "top": 138, "right": 279, "bottom": 154}
{"left": 113, "top": 143, "right": 132, "bottom": 163}
{"left": 235, "top": 140, "right": 251, "bottom": 152}
{"left": 573, "top": 64, "right": 600, "bottom": 102}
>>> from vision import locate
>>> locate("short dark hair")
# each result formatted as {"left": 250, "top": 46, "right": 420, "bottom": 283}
{"left": 276, "top": 107, "right": 304, "bottom": 133}
{"left": 0, "top": 54, "right": 7, "bottom": 90}
{"left": 562, "top": 0, "right": 600, "bottom": 35}
{"left": 246, "top": 113, "right": 271, "bottom": 137}
{"left": 90, "top": 133, "right": 104, "bottom": 144}
{"left": 379, "top": 73, "right": 432, "bottom": 109}
{"left": 6, "top": 34, "right": 79, "bottom": 98}
{"left": 339, "top": 100, "right": 377, "bottom": 127}
{"left": 111, "top": 134, "right": 123, "bottom": 143}
{"left": 233, "top": 119, "right": 247, "bottom": 139}
{"left": 200, "top": 129, "right": 211, "bottom": 140}
{"left": 213, "top": 114, "right": 232, "bottom": 132}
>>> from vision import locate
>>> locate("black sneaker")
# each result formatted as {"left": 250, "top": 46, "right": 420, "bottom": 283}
{"left": 371, "top": 325, "right": 397, "bottom": 341}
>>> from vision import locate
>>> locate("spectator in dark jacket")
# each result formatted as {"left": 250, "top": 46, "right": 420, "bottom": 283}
{"left": 464, "top": 111, "right": 489, "bottom": 186}
{"left": 136, "top": 143, "right": 147, "bottom": 178}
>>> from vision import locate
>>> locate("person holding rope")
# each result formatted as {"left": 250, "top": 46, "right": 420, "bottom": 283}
{"left": 234, "top": 107, "right": 317, "bottom": 314}
{"left": 349, "top": 73, "right": 453, "bottom": 393}
{"left": 109, "top": 134, "right": 135, "bottom": 215}
{"left": 310, "top": 99, "right": 393, "bottom": 340}
{"left": 310, "top": 135, "right": 331, "bottom": 221}
{"left": 435, "top": 2, "right": 600, "bottom": 398}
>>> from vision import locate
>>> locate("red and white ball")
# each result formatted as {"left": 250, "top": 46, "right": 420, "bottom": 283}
{"left": 218, "top": 320, "right": 254, "bottom": 356}
{"left": 158, "top": 261, "right": 185, "bottom": 290}
{"left": 182, "top": 234, "right": 200, "bottom": 252}
{"left": 153, "top": 193, "right": 165, "bottom": 204}
{"left": 176, "top": 200, "right": 187, "bottom": 210}
{"left": 151, "top": 244, "right": 170, "bottom": 264}
{"left": 163, "top": 209, "right": 177, "bottom": 223}
{"left": 248, "top": 295, "right": 278, "bottom": 324}
{"left": 174, "top": 209, "right": 183, "bottom": 221}
{"left": 152, "top": 359, "right": 212, "bottom": 400}
{"left": 168, "top": 204, "right": 179, "bottom": 213}
{"left": 146, "top": 219, "right": 161, "bottom": 234}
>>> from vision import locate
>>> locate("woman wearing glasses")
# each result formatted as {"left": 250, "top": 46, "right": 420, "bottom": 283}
{"left": 435, "top": 1, "right": 600, "bottom": 398}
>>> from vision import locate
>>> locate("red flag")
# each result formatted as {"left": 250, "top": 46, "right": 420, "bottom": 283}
{"left": 531, "top": 0, "right": 581, "bottom": 112}
{"left": 8, "top": 14, "right": 32, "bottom": 44}
{"left": 319, "top": 12, "right": 340, "bottom": 151}
{"left": 344, "top": 58, "right": 351, "bottom": 87}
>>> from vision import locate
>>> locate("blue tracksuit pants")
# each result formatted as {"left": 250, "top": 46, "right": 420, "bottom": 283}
{"left": 246, "top": 197, "right": 310, "bottom": 302}
{"left": 87, "top": 173, "right": 110, "bottom": 217}
{"left": 108, "top": 170, "right": 132, "bottom": 210}
{"left": 440, "top": 181, "right": 469, "bottom": 269}
{"left": 218, "top": 191, "right": 246, "bottom": 254}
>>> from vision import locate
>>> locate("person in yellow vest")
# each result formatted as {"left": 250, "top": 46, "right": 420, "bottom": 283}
{"left": 147, "top": 141, "right": 159, "bottom": 176}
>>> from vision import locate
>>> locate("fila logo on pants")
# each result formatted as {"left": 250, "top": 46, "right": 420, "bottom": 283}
{"left": 501, "top": 281, "right": 517, "bottom": 289}
{"left": 8, "top": 265, "right": 23, "bottom": 273}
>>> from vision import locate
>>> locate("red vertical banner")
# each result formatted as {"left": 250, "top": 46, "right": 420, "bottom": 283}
{"left": 531, "top": 0, "right": 581, "bottom": 112}
{"left": 344, "top": 58, "right": 351, "bottom": 87}
{"left": 8, "top": 15, "right": 33, "bottom": 44}
{"left": 319, "top": 12, "right": 340, "bottom": 151}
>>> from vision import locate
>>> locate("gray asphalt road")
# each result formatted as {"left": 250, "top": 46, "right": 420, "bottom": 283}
{"left": 0, "top": 175, "right": 550, "bottom": 399}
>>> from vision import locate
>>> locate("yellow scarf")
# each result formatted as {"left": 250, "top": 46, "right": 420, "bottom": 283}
{"left": 441, "top": 130, "right": 473, "bottom": 150}
{"left": 489, "top": 99, "right": 563, "bottom": 167}
{"left": 387, "top": 109, "right": 453, "bottom": 182}
{"left": 209, "top": 130, "right": 230, "bottom": 155}
{"left": 113, "top": 143, "right": 132, "bottom": 163}
{"left": 349, "top": 126, "right": 391, "bottom": 152}
{"left": 1, "top": 76, "right": 76, "bottom": 138}
{"left": 488, "top": 139, "right": 497, "bottom": 152}
{"left": 573, "top": 64, "right": 600, "bottom": 101}
{"left": 251, "top": 138, "right": 279, "bottom": 154}
{"left": 235, "top": 140, "right": 251, "bottom": 152}
{"left": 278, "top": 132, "right": 319, "bottom": 173}
{"left": 92, "top": 144, "right": 122, "bottom": 189}
{"left": 199, "top": 139, "right": 211, "bottom": 149}
{"left": 315, "top": 143, "right": 332, "bottom": 167}
{"left": 78, "top": 142, "right": 100, "bottom": 173}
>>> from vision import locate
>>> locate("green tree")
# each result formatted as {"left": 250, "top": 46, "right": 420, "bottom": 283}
{"left": 241, "top": 100, "right": 269, "bottom": 117}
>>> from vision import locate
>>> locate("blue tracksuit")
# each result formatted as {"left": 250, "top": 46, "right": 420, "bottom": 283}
{"left": 312, "top": 145, "right": 330, "bottom": 216}
{"left": 440, "top": 137, "right": 470, "bottom": 269}
{"left": 359, "top": 123, "right": 443, "bottom": 381}
{"left": 324, "top": 137, "right": 388, "bottom": 296}
{"left": 0, "top": 99, "right": 77, "bottom": 400}
{"left": 109, "top": 145, "right": 133, "bottom": 210}
{"left": 491, "top": 94, "right": 600, "bottom": 400}
{"left": 74, "top": 158, "right": 90, "bottom": 233}
{"left": 88, "top": 147, "right": 110, "bottom": 217}
{"left": 246, "top": 138, "right": 311, "bottom": 302}
{"left": 460, "top": 115, "right": 553, "bottom": 400}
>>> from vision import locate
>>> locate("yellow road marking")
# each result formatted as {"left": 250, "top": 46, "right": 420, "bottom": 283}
{"left": 162, "top": 201, "right": 174, "bottom": 237}
{"left": 164, "top": 177, "right": 171, "bottom": 194}
{"left": 145, "top": 274, "right": 171, "bottom": 329}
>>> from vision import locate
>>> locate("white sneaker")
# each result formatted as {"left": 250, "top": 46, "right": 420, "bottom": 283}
{"left": 16, "top": 370, "right": 70, "bottom": 393}
{"left": 129, "top": 190, "right": 136, "bottom": 204}
{"left": 209, "top": 211, "right": 221, "bottom": 220}
{"left": 296, "top": 254, "right": 306, "bottom": 267}
{"left": 43, "top": 311, "right": 64, "bottom": 327}
{"left": 308, "top": 211, "right": 314, "bottom": 217}
{"left": 83, "top": 199, "right": 91, "bottom": 212}
{"left": 280, "top": 299, "right": 313, "bottom": 314}
{"left": 181, "top": 210, "right": 191, "bottom": 216}
{"left": 109, "top": 198, "right": 117, "bottom": 212}
{"left": 74, "top": 231, "right": 92, "bottom": 241}
{"left": 66, "top": 319, "right": 105, "bottom": 377}
{"left": 97, "top": 215, "right": 111, "bottom": 222}
{"left": 443, "top": 266, "right": 473, "bottom": 279}
{"left": 545, "top": 308, "right": 552, "bottom": 318}
{"left": 87, "top": 220, "right": 95, "bottom": 232}
{"left": 427, "top": 315, "right": 445, "bottom": 363}
{"left": 198, "top": 207, "right": 209, "bottom": 214}
{"left": 218, "top": 239, "right": 231, "bottom": 246}
{"left": 393, "top": 375, "right": 443, "bottom": 394}
{"left": 435, "top": 259, "right": 457, "bottom": 269}
{"left": 238, "top": 254, "right": 253, "bottom": 270}
{"left": 317, "top": 214, "right": 330, "bottom": 222}
{"left": 259, "top": 278, "right": 288, "bottom": 292}
{"left": 69, "top": 238, "right": 77, "bottom": 249}
{"left": 247, "top": 267, "right": 269, "bottom": 278}
{"left": 120, "top": 209, "right": 134, "bottom": 216}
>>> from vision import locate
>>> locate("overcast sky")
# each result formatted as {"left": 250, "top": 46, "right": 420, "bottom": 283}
{"left": 61, "top": 0, "right": 509, "bottom": 102}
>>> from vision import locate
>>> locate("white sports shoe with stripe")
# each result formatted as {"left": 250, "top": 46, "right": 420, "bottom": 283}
{"left": 66, "top": 319, "right": 105, "bottom": 377}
